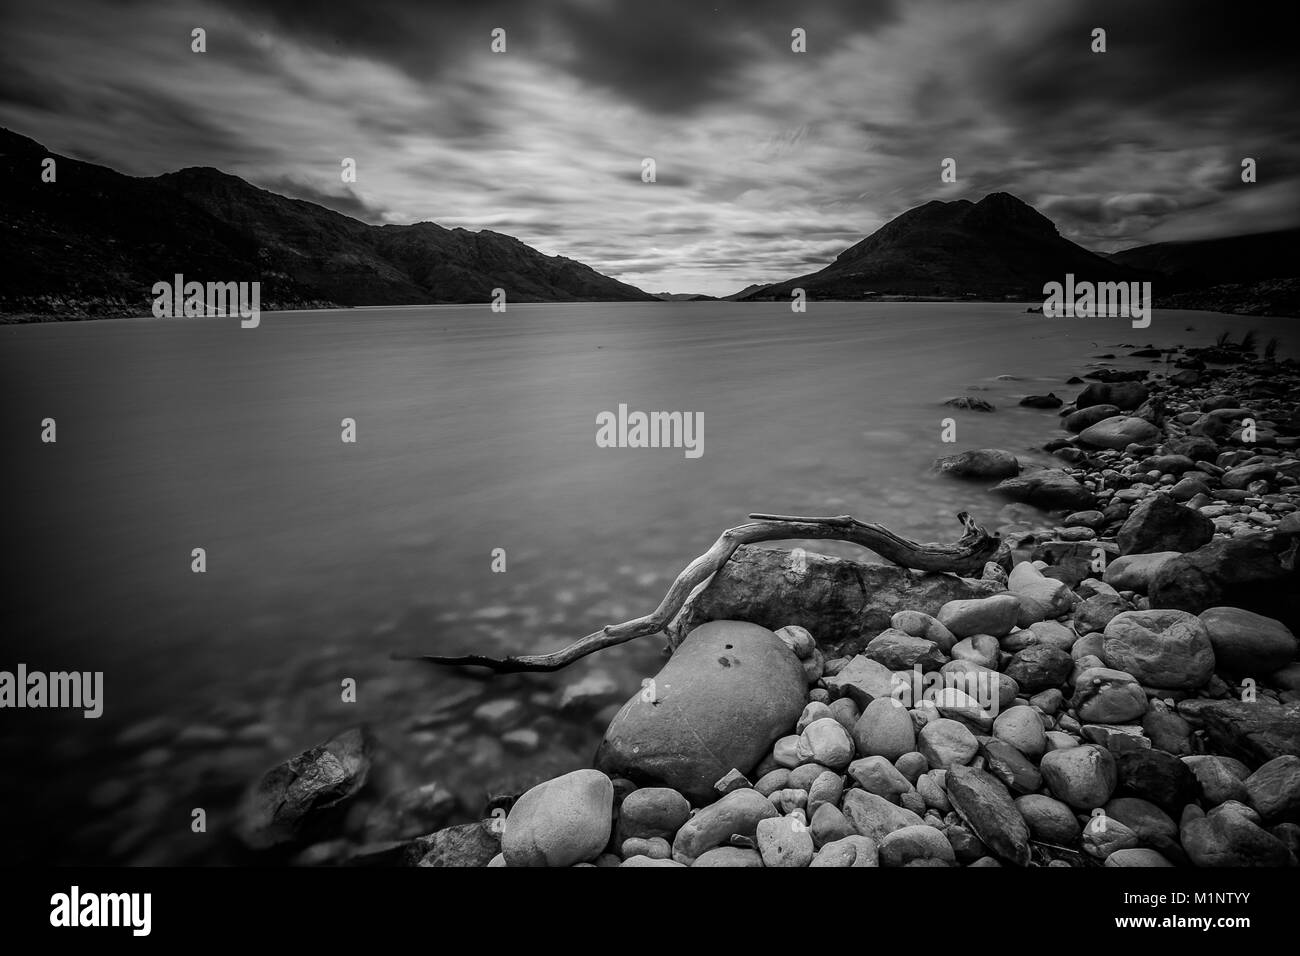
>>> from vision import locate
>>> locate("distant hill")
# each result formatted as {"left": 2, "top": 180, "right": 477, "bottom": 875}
{"left": 0, "top": 127, "right": 655, "bottom": 319}
{"left": 1108, "top": 228, "right": 1300, "bottom": 288}
{"left": 652, "top": 292, "right": 717, "bottom": 301}
{"left": 736, "top": 192, "right": 1143, "bottom": 301}
{"left": 723, "top": 283, "right": 768, "bottom": 301}
{"left": 1105, "top": 229, "right": 1300, "bottom": 317}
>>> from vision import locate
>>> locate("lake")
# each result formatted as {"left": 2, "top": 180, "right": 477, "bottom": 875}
{"left": 1, "top": 302, "right": 1292, "bottom": 863}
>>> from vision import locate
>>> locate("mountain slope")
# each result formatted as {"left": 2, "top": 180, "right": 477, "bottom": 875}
{"left": 0, "top": 127, "right": 654, "bottom": 317}
{"left": 739, "top": 192, "right": 1142, "bottom": 300}
{"left": 1104, "top": 229, "right": 1300, "bottom": 316}
{"left": 1108, "top": 228, "right": 1300, "bottom": 288}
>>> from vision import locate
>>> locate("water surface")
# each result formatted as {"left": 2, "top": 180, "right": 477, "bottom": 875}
{"left": 2, "top": 302, "right": 1290, "bottom": 862}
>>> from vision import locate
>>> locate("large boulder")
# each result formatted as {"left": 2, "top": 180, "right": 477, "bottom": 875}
{"left": 992, "top": 469, "right": 1096, "bottom": 511}
{"left": 235, "top": 726, "right": 372, "bottom": 850}
{"left": 1198, "top": 607, "right": 1298, "bottom": 675}
{"left": 501, "top": 769, "right": 614, "bottom": 867}
{"left": 933, "top": 449, "right": 1021, "bottom": 479}
{"left": 1116, "top": 494, "right": 1214, "bottom": 556}
{"left": 595, "top": 620, "right": 807, "bottom": 802}
{"left": 1079, "top": 416, "right": 1161, "bottom": 450}
{"left": 1102, "top": 610, "right": 1215, "bottom": 690}
{"left": 669, "top": 546, "right": 996, "bottom": 658}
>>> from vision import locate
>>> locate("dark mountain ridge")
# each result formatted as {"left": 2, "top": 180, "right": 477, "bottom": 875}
{"left": 1108, "top": 228, "right": 1300, "bottom": 288}
{"left": 0, "top": 127, "right": 654, "bottom": 318}
{"left": 738, "top": 192, "right": 1144, "bottom": 301}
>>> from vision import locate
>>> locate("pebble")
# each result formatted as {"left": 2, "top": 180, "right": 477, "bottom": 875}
{"left": 918, "top": 718, "right": 978, "bottom": 769}
{"left": 756, "top": 815, "right": 815, "bottom": 867}
{"left": 797, "top": 717, "right": 854, "bottom": 769}
{"left": 853, "top": 697, "right": 916, "bottom": 761}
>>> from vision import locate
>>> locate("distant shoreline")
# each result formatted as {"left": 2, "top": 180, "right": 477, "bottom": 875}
{"left": 4, "top": 294, "right": 1295, "bottom": 325}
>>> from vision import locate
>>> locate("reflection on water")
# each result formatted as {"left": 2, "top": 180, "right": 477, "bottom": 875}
{"left": 1, "top": 302, "right": 1290, "bottom": 863}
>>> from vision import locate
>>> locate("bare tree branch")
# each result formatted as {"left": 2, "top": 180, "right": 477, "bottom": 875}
{"left": 393, "top": 511, "right": 998, "bottom": 673}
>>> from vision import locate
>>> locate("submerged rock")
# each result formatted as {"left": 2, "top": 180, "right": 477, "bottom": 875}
{"left": 992, "top": 469, "right": 1097, "bottom": 511}
{"left": 933, "top": 449, "right": 1020, "bottom": 479}
{"left": 235, "top": 727, "right": 372, "bottom": 851}
{"left": 408, "top": 820, "right": 501, "bottom": 867}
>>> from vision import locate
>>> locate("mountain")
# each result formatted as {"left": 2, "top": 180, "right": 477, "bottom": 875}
{"left": 723, "top": 283, "right": 768, "bottom": 301}
{"left": 1105, "top": 229, "right": 1300, "bottom": 317}
{"left": 737, "top": 192, "right": 1142, "bottom": 301}
{"left": 1108, "top": 228, "right": 1300, "bottom": 288}
{"left": 0, "top": 128, "right": 654, "bottom": 318}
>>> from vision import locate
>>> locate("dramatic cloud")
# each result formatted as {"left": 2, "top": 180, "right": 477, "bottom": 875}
{"left": 1, "top": 0, "right": 1295, "bottom": 295}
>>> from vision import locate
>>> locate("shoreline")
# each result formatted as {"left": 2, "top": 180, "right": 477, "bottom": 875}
{"left": 221, "top": 336, "right": 1300, "bottom": 867}
{"left": 15, "top": 333, "right": 1299, "bottom": 867}
{"left": 3, "top": 294, "right": 1298, "bottom": 324}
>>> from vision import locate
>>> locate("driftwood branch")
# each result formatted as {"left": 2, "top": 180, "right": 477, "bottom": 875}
{"left": 392, "top": 511, "right": 998, "bottom": 673}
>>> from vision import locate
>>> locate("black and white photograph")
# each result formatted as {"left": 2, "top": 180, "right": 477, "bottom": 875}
{"left": 1, "top": 0, "right": 1297, "bottom": 935}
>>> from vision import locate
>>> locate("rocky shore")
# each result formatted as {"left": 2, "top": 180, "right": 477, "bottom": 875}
{"left": 230, "top": 339, "right": 1300, "bottom": 867}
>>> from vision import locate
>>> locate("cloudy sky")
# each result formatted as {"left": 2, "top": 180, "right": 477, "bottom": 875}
{"left": 2, "top": 0, "right": 1297, "bottom": 296}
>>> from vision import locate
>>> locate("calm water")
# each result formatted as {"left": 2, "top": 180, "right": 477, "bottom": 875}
{"left": 1, "top": 302, "right": 1293, "bottom": 863}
